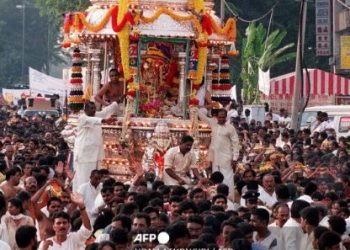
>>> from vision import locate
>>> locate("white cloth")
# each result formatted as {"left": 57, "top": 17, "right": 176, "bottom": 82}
{"left": 196, "top": 85, "right": 208, "bottom": 107}
{"left": 278, "top": 116, "right": 291, "bottom": 128}
{"left": 163, "top": 146, "right": 197, "bottom": 186}
{"left": 253, "top": 231, "right": 280, "bottom": 250}
{"left": 300, "top": 232, "right": 315, "bottom": 250}
{"left": 38, "top": 225, "right": 92, "bottom": 250}
{"left": 72, "top": 162, "right": 98, "bottom": 193}
{"left": 72, "top": 102, "right": 118, "bottom": 191}
{"left": 0, "top": 240, "right": 10, "bottom": 250}
{"left": 77, "top": 182, "right": 102, "bottom": 222}
{"left": 259, "top": 186, "right": 277, "bottom": 208}
{"left": 319, "top": 215, "right": 330, "bottom": 228}
{"left": 319, "top": 120, "right": 334, "bottom": 132}
{"left": 282, "top": 218, "right": 304, "bottom": 250}
{"left": 198, "top": 110, "right": 240, "bottom": 192}
{"left": 297, "top": 194, "right": 313, "bottom": 204}
{"left": 73, "top": 102, "right": 118, "bottom": 163}
{"left": 268, "top": 222, "right": 283, "bottom": 240}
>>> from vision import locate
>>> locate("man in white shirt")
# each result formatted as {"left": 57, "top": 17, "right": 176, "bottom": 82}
{"left": 38, "top": 193, "right": 92, "bottom": 250}
{"left": 278, "top": 108, "right": 291, "bottom": 129}
{"left": 300, "top": 207, "right": 319, "bottom": 250}
{"left": 163, "top": 135, "right": 202, "bottom": 186}
{"left": 259, "top": 174, "right": 277, "bottom": 209}
{"left": 282, "top": 200, "right": 310, "bottom": 250}
{"left": 269, "top": 203, "right": 289, "bottom": 239}
{"left": 73, "top": 101, "right": 118, "bottom": 191}
{"left": 198, "top": 108, "right": 240, "bottom": 192}
{"left": 77, "top": 169, "right": 102, "bottom": 223}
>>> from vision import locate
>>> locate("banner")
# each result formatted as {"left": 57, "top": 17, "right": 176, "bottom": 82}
{"left": 315, "top": 0, "right": 331, "bottom": 56}
{"left": 2, "top": 88, "right": 30, "bottom": 105}
{"left": 258, "top": 68, "right": 270, "bottom": 96}
{"left": 341, "top": 36, "right": 350, "bottom": 69}
{"left": 29, "top": 68, "right": 67, "bottom": 102}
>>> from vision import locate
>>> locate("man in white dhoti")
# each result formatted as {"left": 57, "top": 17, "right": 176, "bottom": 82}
{"left": 72, "top": 101, "right": 118, "bottom": 191}
{"left": 197, "top": 108, "right": 240, "bottom": 192}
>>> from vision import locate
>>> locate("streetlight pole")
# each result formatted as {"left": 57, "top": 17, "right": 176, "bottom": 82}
{"left": 16, "top": 1, "right": 25, "bottom": 83}
{"left": 290, "top": 0, "right": 308, "bottom": 130}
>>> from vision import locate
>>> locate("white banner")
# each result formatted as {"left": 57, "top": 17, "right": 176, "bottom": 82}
{"left": 258, "top": 68, "right": 271, "bottom": 96}
{"left": 2, "top": 88, "right": 30, "bottom": 105}
{"left": 29, "top": 67, "right": 67, "bottom": 102}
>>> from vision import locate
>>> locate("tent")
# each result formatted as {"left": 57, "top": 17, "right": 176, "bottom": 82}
{"left": 263, "top": 69, "right": 350, "bottom": 112}
{"left": 269, "top": 68, "right": 350, "bottom": 96}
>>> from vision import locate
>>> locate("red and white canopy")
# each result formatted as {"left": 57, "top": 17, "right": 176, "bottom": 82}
{"left": 269, "top": 68, "right": 350, "bottom": 96}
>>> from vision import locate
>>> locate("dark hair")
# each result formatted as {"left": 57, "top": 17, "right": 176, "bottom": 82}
{"left": 5, "top": 166, "right": 21, "bottom": 181}
{"left": 47, "top": 197, "right": 62, "bottom": 208}
{"left": 8, "top": 197, "right": 23, "bottom": 213}
{"left": 328, "top": 215, "right": 346, "bottom": 235}
{"left": 212, "top": 194, "right": 227, "bottom": 204}
{"left": 210, "top": 171, "right": 224, "bottom": 184}
{"left": 290, "top": 200, "right": 310, "bottom": 219}
{"left": 16, "top": 191, "right": 31, "bottom": 202}
{"left": 52, "top": 211, "right": 71, "bottom": 223}
{"left": 276, "top": 184, "right": 290, "bottom": 200}
{"left": 304, "top": 181, "right": 318, "bottom": 196}
{"left": 179, "top": 200, "right": 197, "bottom": 214}
{"left": 181, "top": 135, "right": 194, "bottom": 144}
{"left": 171, "top": 186, "right": 188, "bottom": 197}
{"left": 101, "top": 186, "right": 114, "bottom": 194}
{"left": 217, "top": 109, "right": 227, "bottom": 116}
{"left": 300, "top": 207, "right": 319, "bottom": 227}
{"left": 189, "top": 188, "right": 204, "bottom": 199}
{"left": 188, "top": 240, "right": 208, "bottom": 250}
{"left": 97, "top": 241, "right": 116, "bottom": 250}
{"left": 110, "top": 228, "right": 128, "bottom": 244}
{"left": 216, "top": 184, "right": 229, "bottom": 197}
{"left": 118, "top": 202, "right": 138, "bottom": 216}
{"left": 313, "top": 226, "right": 329, "bottom": 240}
{"left": 93, "top": 209, "right": 114, "bottom": 234}
{"left": 133, "top": 212, "right": 151, "bottom": 227}
{"left": 167, "top": 222, "right": 190, "bottom": 245}
{"left": 15, "top": 225, "right": 37, "bottom": 248}
{"left": 143, "top": 206, "right": 159, "bottom": 216}
{"left": 112, "top": 215, "right": 132, "bottom": 232}
{"left": 318, "top": 231, "right": 341, "bottom": 250}
{"left": 188, "top": 214, "right": 204, "bottom": 226}
{"left": 231, "top": 239, "right": 252, "bottom": 250}
{"left": 251, "top": 208, "right": 270, "bottom": 225}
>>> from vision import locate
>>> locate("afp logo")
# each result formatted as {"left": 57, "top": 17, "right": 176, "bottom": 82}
{"left": 133, "top": 232, "right": 169, "bottom": 244}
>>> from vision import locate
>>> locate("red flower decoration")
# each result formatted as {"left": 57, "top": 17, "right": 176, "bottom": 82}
{"left": 189, "top": 98, "right": 199, "bottom": 106}
{"left": 212, "top": 84, "right": 232, "bottom": 91}
{"left": 127, "top": 90, "right": 136, "bottom": 98}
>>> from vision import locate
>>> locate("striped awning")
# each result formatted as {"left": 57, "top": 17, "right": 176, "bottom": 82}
{"left": 269, "top": 69, "right": 350, "bottom": 96}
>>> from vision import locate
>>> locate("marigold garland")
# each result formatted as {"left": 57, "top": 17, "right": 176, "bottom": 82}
{"left": 117, "top": 0, "right": 133, "bottom": 97}
{"left": 209, "top": 16, "right": 237, "bottom": 41}
{"left": 76, "top": 9, "right": 113, "bottom": 33}
{"left": 193, "top": 0, "right": 205, "bottom": 14}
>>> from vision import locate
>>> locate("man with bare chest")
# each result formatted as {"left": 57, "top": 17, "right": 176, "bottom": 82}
{"left": 34, "top": 197, "right": 62, "bottom": 241}
{"left": 0, "top": 167, "right": 23, "bottom": 200}
{"left": 95, "top": 68, "right": 125, "bottom": 107}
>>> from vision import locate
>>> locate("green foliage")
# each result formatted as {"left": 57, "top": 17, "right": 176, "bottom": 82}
{"left": 240, "top": 23, "right": 295, "bottom": 104}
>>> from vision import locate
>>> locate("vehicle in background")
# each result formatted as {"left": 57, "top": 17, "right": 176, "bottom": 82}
{"left": 300, "top": 105, "right": 350, "bottom": 139}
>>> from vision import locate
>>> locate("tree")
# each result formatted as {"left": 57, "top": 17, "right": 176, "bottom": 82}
{"left": 240, "top": 23, "right": 295, "bottom": 104}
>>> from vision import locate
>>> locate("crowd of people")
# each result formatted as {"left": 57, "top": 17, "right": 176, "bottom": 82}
{"left": 0, "top": 98, "right": 349, "bottom": 250}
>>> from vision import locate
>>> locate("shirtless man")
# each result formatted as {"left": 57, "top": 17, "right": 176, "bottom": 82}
{"left": 34, "top": 196, "right": 63, "bottom": 241}
{"left": 95, "top": 68, "right": 125, "bottom": 106}
{"left": 0, "top": 167, "right": 23, "bottom": 200}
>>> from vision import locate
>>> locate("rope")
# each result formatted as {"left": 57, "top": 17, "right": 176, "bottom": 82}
{"left": 337, "top": 0, "right": 350, "bottom": 10}
{"left": 224, "top": 0, "right": 279, "bottom": 23}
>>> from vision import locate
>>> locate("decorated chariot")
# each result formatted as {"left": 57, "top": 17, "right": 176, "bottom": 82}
{"left": 62, "top": 0, "right": 238, "bottom": 181}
